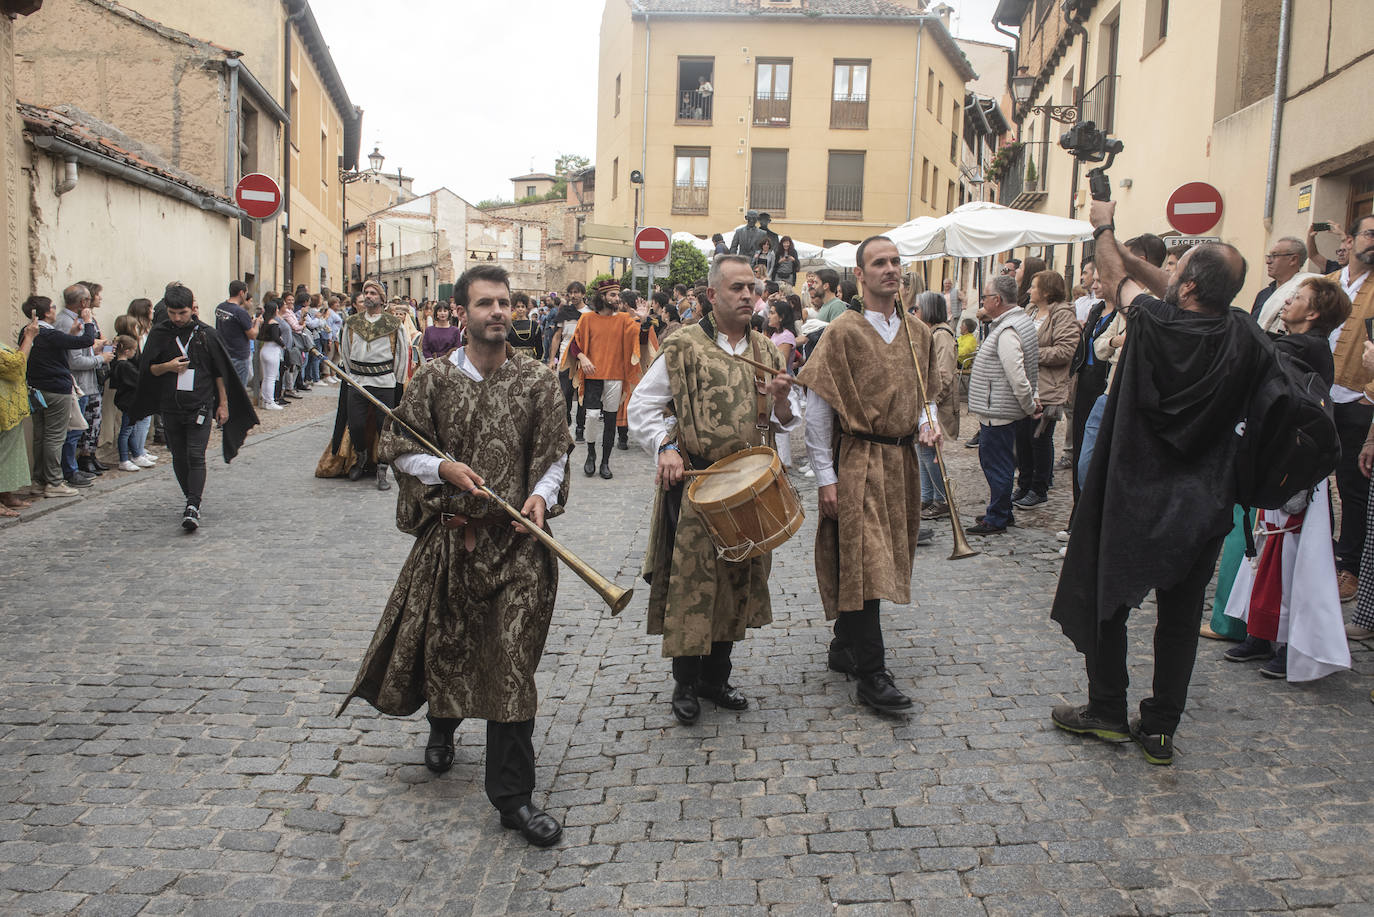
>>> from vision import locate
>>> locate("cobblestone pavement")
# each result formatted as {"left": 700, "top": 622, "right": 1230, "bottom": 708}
{"left": 0, "top": 411, "right": 1371, "bottom": 916}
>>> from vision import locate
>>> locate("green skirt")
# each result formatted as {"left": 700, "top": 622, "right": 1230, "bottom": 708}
{"left": 1208, "top": 504, "right": 1249, "bottom": 639}
{"left": 0, "top": 423, "right": 31, "bottom": 492}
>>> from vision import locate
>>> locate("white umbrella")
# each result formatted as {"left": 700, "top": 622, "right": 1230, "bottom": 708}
{"left": 818, "top": 202, "right": 1094, "bottom": 267}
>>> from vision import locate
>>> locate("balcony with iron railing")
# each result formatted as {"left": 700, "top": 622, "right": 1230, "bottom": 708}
{"left": 830, "top": 93, "right": 868, "bottom": 129}
{"left": 1077, "top": 73, "right": 1118, "bottom": 133}
{"left": 676, "top": 89, "right": 713, "bottom": 124}
{"left": 825, "top": 183, "right": 863, "bottom": 219}
{"left": 753, "top": 91, "right": 791, "bottom": 127}
{"left": 995, "top": 141, "right": 1050, "bottom": 210}
{"left": 672, "top": 181, "right": 710, "bottom": 214}
{"left": 749, "top": 181, "right": 786, "bottom": 214}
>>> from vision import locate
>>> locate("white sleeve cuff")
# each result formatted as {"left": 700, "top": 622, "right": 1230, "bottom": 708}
{"left": 393, "top": 452, "right": 443, "bottom": 485}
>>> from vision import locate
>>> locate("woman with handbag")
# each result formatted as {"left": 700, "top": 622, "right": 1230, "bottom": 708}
{"left": 0, "top": 315, "right": 41, "bottom": 514}
{"left": 21, "top": 295, "right": 95, "bottom": 497}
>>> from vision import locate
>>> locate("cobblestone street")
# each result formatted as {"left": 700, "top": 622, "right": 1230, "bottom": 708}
{"left": 1, "top": 412, "right": 1371, "bottom": 916}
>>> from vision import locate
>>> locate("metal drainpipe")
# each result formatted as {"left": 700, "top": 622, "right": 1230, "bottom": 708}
{"left": 283, "top": 6, "right": 306, "bottom": 290}
{"left": 54, "top": 158, "right": 78, "bottom": 195}
{"left": 227, "top": 61, "right": 241, "bottom": 284}
{"left": 1263, "top": 0, "right": 1293, "bottom": 228}
{"left": 905, "top": 19, "right": 925, "bottom": 222}
{"left": 639, "top": 11, "right": 651, "bottom": 234}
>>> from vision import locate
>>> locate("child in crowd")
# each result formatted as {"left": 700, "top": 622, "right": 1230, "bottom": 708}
{"left": 111, "top": 334, "right": 155, "bottom": 472}
{"left": 956, "top": 318, "right": 979, "bottom": 369}
{"left": 1222, "top": 277, "right": 1353, "bottom": 681}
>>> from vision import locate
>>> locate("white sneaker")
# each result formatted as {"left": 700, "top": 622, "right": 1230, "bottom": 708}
{"left": 1059, "top": 545, "right": 1068, "bottom": 557}
{"left": 118, "top": 460, "right": 141, "bottom": 472}
{"left": 133, "top": 454, "right": 156, "bottom": 468}
{"left": 44, "top": 482, "right": 80, "bottom": 498}
{"left": 263, "top": 402, "right": 284, "bottom": 411}
{"left": 1056, "top": 530, "right": 1071, "bottom": 543}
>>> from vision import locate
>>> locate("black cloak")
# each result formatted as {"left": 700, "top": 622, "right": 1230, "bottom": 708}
{"left": 129, "top": 318, "right": 258, "bottom": 463}
{"left": 1051, "top": 295, "right": 1269, "bottom": 652}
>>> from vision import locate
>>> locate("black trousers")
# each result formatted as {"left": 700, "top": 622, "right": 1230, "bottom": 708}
{"left": 831, "top": 599, "right": 885, "bottom": 675}
{"left": 346, "top": 384, "right": 397, "bottom": 467}
{"left": 426, "top": 715, "right": 536, "bottom": 815}
{"left": 558, "top": 369, "right": 586, "bottom": 431}
{"left": 162, "top": 410, "right": 213, "bottom": 508}
{"left": 671, "top": 641, "right": 734, "bottom": 687}
{"left": 1084, "top": 535, "right": 1224, "bottom": 736}
{"left": 1333, "top": 400, "right": 1374, "bottom": 573}
{"left": 1014, "top": 415, "right": 1057, "bottom": 496}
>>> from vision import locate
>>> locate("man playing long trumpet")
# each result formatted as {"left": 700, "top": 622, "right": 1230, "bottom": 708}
{"left": 627, "top": 254, "right": 800, "bottom": 726}
{"left": 798, "top": 236, "right": 944, "bottom": 715}
{"left": 338, "top": 265, "right": 572, "bottom": 848}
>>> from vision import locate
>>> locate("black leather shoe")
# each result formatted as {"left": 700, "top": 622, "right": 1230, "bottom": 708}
{"left": 599, "top": 456, "right": 613, "bottom": 479}
{"left": 828, "top": 641, "right": 858, "bottom": 676}
{"left": 89, "top": 456, "right": 111, "bottom": 472}
{"left": 583, "top": 445, "right": 597, "bottom": 477}
{"left": 78, "top": 456, "right": 103, "bottom": 476}
{"left": 574, "top": 427, "right": 585, "bottom": 443}
{"left": 617, "top": 429, "right": 629, "bottom": 450}
{"left": 423, "top": 720, "right": 456, "bottom": 773}
{"left": 698, "top": 682, "right": 748, "bottom": 711}
{"left": 500, "top": 804, "right": 562, "bottom": 847}
{"left": 966, "top": 521, "right": 1007, "bottom": 536}
{"left": 671, "top": 683, "right": 700, "bottom": 724}
{"left": 856, "top": 670, "right": 913, "bottom": 714}
{"left": 376, "top": 466, "right": 391, "bottom": 491}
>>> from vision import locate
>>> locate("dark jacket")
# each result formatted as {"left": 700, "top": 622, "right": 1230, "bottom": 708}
{"left": 110, "top": 357, "right": 141, "bottom": 414}
{"left": 26, "top": 322, "right": 95, "bottom": 393}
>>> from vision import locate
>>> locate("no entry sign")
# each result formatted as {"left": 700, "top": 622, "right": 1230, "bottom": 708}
{"left": 634, "top": 226, "right": 671, "bottom": 264}
{"left": 235, "top": 172, "right": 283, "bottom": 220}
{"left": 1166, "top": 182, "right": 1224, "bottom": 235}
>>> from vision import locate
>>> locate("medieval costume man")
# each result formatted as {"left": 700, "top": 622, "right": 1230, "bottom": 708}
{"left": 798, "top": 236, "right": 943, "bottom": 715}
{"left": 561, "top": 279, "right": 656, "bottom": 480}
{"left": 1051, "top": 204, "right": 1265, "bottom": 767}
{"left": 331, "top": 282, "right": 408, "bottom": 490}
{"left": 627, "top": 254, "right": 799, "bottom": 725}
{"left": 339, "top": 265, "right": 572, "bottom": 847}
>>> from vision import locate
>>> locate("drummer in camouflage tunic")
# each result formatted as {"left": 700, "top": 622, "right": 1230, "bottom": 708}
{"left": 628, "top": 254, "right": 801, "bottom": 725}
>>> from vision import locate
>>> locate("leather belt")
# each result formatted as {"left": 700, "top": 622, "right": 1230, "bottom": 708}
{"left": 842, "top": 430, "right": 915, "bottom": 447}
{"left": 439, "top": 512, "right": 505, "bottom": 552}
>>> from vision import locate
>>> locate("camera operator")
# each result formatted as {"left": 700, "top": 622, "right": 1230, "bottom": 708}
{"left": 1050, "top": 199, "right": 1264, "bottom": 766}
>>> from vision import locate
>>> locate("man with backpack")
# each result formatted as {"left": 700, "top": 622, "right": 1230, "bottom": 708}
{"left": 1049, "top": 200, "right": 1271, "bottom": 766}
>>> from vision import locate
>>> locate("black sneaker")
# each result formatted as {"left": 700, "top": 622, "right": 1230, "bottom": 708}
{"left": 1129, "top": 717, "right": 1174, "bottom": 765}
{"left": 917, "top": 527, "right": 934, "bottom": 545}
{"left": 1259, "top": 644, "right": 1288, "bottom": 680}
{"left": 1013, "top": 490, "right": 1048, "bottom": 508}
{"left": 1224, "top": 635, "right": 1273, "bottom": 662}
{"left": 966, "top": 521, "right": 1007, "bottom": 536}
{"left": 1010, "top": 487, "right": 1029, "bottom": 503}
{"left": 1051, "top": 703, "right": 1129, "bottom": 743}
{"left": 182, "top": 505, "right": 200, "bottom": 532}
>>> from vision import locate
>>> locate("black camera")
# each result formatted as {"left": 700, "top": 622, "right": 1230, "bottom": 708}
{"left": 1059, "top": 120, "right": 1124, "bottom": 202}
{"left": 1059, "top": 121, "right": 1123, "bottom": 163}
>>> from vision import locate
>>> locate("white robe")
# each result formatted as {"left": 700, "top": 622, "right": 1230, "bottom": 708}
{"left": 1223, "top": 481, "right": 1351, "bottom": 681}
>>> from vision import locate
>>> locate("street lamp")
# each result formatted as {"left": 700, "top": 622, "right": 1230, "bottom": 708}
{"left": 1010, "top": 67, "right": 1080, "bottom": 124}
{"left": 340, "top": 146, "right": 387, "bottom": 291}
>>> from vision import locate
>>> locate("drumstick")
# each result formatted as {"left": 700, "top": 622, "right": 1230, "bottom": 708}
{"left": 681, "top": 468, "right": 734, "bottom": 477}
{"left": 732, "top": 353, "right": 796, "bottom": 380}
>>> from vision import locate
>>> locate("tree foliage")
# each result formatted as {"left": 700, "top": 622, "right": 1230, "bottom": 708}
{"left": 554, "top": 153, "right": 590, "bottom": 177}
{"left": 668, "top": 240, "right": 709, "bottom": 289}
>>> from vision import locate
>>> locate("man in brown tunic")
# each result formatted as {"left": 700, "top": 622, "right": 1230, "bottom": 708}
{"left": 798, "top": 236, "right": 944, "bottom": 714}
{"left": 338, "top": 265, "right": 572, "bottom": 847}
{"left": 627, "top": 254, "right": 800, "bottom": 725}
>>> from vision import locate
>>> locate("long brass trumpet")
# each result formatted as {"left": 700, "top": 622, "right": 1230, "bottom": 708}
{"left": 309, "top": 348, "right": 635, "bottom": 613}
{"left": 901, "top": 319, "right": 979, "bottom": 561}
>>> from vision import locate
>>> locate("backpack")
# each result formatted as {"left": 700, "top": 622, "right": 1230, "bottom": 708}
{"left": 1233, "top": 343, "right": 1340, "bottom": 515}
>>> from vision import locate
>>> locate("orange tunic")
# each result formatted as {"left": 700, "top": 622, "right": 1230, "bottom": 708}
{"left": 561, "top": 311, "right": 657, "bottom": 413}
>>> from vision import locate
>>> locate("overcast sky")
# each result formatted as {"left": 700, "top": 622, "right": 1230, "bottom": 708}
{"left": 311, "top": 0, "right": 1009, "bottom": 204}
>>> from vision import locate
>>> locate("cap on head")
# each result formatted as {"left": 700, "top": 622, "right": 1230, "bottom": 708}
{"left": 362, "top": 281, "right": 384, "bottom": 297}
{"left": 594, "top": 278, "right": 620, "bottom": 297}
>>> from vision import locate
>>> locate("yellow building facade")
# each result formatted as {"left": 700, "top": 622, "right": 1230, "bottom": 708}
{"left": 993, "top": 0, "right": 1373, "bottom": 306}
{"left": 595, "top": 0, "right": 977, "bottom": 262}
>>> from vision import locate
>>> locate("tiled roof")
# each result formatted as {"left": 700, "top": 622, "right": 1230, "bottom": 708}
{"left": 18, "top": 102, "right": 231, "bottom": 203}
{"left": 637, "top": 0, "right": 926, "bottom": 15}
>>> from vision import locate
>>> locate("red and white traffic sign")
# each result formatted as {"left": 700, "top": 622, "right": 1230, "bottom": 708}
{"left": 634, "top": 226, "right": 671, "bottom": 264}
{"left": 1166, "top": 182, "right": 1224, "bottom": 235}
{"left": 235, "top": 172, "right": 283, "bottom": 220}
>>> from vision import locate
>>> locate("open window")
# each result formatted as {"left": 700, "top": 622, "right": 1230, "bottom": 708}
{"left": 677, "top": 57, "right": 715, "bottom": 123}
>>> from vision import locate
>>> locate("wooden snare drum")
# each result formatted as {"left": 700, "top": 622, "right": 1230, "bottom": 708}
{"left": 686, "top": 446, "right": 804, "bottom": 562}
